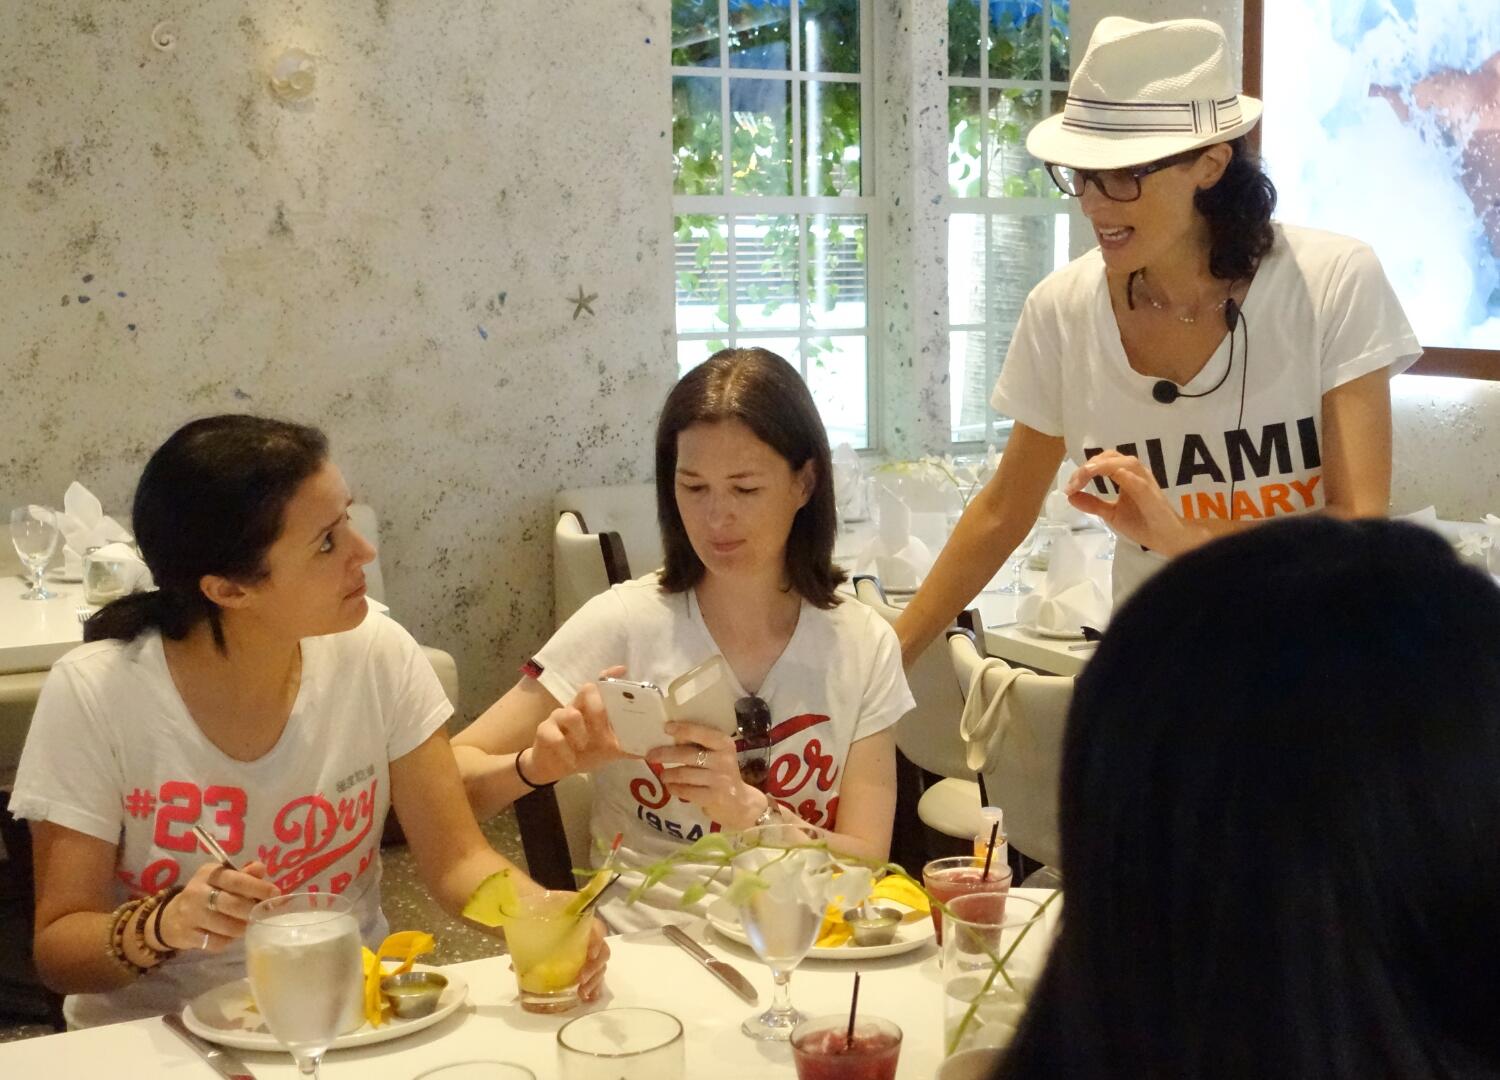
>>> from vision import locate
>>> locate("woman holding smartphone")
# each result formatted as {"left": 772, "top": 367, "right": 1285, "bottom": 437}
{"left": 453, "top": 348, "right": 914, "bottom": 927}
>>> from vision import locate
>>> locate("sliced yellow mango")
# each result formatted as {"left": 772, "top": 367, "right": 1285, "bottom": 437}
{"left": 813, "top": 875, "right": 931, "bottom": 948}
{"left": 378, "top": 930, "right": 435, "bottom": 975}
{"left": 360, "top": 947, "right": 389, "bottom": 1028}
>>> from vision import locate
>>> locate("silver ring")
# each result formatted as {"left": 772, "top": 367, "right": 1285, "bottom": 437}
{"left": 695, "top": 748, "right": 707, "bottom": 769}
{"left": 200, "top": 931, "right": 210, "bottom": 950}
{"left": 207, "top": 887, "right": 221, "bottom": 912}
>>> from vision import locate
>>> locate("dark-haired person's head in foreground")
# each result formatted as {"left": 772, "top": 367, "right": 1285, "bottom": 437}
{"left": 655, "top": 346, "right": 844, "bottom": 607}
{"left": 86, "top": 414, "right": 373, "bottom": 650}
{"left": 999, "top": 516, "right": 1500, "bottom": 1080}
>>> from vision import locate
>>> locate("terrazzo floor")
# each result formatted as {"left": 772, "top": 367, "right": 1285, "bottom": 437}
{"left": 0, "top": 810, "right": 527, "bottom": 1043}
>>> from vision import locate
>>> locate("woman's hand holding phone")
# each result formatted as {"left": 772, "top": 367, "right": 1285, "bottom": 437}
{"left": 647, "top": 721, "right": 768, "bottom": 830}
{"left": 524, "top": 666, "right": 632, "bottom": 784}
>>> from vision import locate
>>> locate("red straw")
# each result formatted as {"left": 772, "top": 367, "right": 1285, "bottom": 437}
{"left": 981, "top": 821, "right": 1001, "bottom": 881}
{"left": 845, "top": 971, "right": 862, "bottom": 1051}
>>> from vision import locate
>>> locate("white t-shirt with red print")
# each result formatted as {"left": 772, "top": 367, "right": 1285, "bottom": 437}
{"left": 11, "top": 610, "right": 451, "bottom": 1028}
{"left": 530, "top": 574, "right": 914, "bottom": 930}
{"left": 992, "top": 223, "right": 1422, "bottom": 602}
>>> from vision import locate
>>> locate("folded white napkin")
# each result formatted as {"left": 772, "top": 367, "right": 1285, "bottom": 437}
{"left": 832, "top": 442, "right": 870, "bottom": 523}
{"left": 1487, "top": 514, "right": 1500, "bottom": 579}
{"left": 1397, "top": 505, "right": 1440, "bottom": 528}
{"left": 1043, "top": 459, "right": 1092, "bottom": 529}
{"left": 1018, "top": 529, "right": 1109, "bottom": 635}
{"left": 854, "top": 484, "right": 932, "bottom": 591}
{"left": 59, "top": 482, "right": 131, "bottom": 575}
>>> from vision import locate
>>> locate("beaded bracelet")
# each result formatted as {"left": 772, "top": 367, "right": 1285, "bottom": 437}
{"left": 105, "top": 899, "right": 149, "bottom": 978}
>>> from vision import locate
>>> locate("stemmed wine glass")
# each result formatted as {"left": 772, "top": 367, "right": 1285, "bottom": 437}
{"left": 10, "top": 506, "right": 60, "bottom": 600}
{"left": 732, "top": 822, "right": 839, "bottom": 1041}
{"left": 245, "top": 892, "right": 363, "bottom": 1078}
{"left": 992, "top": 526, "right": 1036, "bottom": 595}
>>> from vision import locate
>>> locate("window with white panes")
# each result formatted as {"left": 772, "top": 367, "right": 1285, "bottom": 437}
{"left": 946, "top": 0, "right": 1071, "bottom": 446}
{"left": 671, "top": 0, "right": 876, "bottom": 450}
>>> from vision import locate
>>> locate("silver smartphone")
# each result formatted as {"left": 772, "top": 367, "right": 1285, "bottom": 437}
{"left": 599, "top": 677, "right": 671, "bottom": 757}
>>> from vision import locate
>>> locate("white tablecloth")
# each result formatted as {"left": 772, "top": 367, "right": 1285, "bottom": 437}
{"left": 0, "top": 890, "right": 1062, "bottom": 1078}
{"left": 0, "top": 577, "right": 87, "bottom": 675}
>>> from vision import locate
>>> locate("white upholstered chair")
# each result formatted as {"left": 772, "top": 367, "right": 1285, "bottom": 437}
{"left": 552, "top": 511, "right": 631, "bottom": 628}
{"left": 948, "top": 631, "right": 1072, "bottom": 869}
{"left": 850, "top": 576, "right": 989, "bottom": 854}
{"left": 553, "top": 484, "right": 662, "bottom": 582}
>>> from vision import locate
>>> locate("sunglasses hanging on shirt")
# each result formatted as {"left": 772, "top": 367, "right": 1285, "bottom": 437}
{"left": 734, "top": 694, "right": 772, "bottom": 792}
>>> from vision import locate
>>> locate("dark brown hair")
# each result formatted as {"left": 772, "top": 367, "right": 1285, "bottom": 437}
{"left": 85, "top": 415, "right": 329, "bottom": 652}
{"left": 1197, "top": 135, "right": 1277, "bottom": 281}
{"left": 655, "top": 348, "right": 844, "bottom": 608}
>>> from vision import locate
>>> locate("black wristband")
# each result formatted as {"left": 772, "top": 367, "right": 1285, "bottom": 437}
{"left": 513, "top": 748, "right": 555, "bottom": 791}
{"left": 150, "top": 885, "right": 185, "bottom": 954}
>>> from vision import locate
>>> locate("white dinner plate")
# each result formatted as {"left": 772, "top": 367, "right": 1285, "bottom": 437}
{"left": 706, "top": 903, "right": 934, "bottom": 960}
{"left": 182, "top": 963, "right": 468, "bottom": 1053}
{"left": 45, "top": 568, "right": 83, "bottom": 583}
{"left": 1019, "top": 622, "right": 1087, "bottom": 641}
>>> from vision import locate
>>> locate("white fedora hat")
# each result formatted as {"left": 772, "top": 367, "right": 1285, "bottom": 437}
{"left": 1027, "top": 17, "right": 1262, "bottom": 170}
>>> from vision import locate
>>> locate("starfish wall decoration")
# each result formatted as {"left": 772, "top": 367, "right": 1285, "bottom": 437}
{"left": 567, "top": 285, "right": 598, "bottom": 320}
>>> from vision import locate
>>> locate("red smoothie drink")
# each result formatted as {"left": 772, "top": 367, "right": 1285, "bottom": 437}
{"left": 923, "top": 857, "right": 1012, "bottom": 944}
{"left": 791, "top": 1016, "right": 903, "bottom": 1080}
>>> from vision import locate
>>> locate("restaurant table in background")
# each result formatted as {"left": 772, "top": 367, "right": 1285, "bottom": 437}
{"left": 0, "top": 889, "right": 1063, "bottom": 1077}
{"left": 835, "top": 523, "right": 1110, "bottom": 677}
{"left": 0, "top": 576, "right": 87, "bottom": 676}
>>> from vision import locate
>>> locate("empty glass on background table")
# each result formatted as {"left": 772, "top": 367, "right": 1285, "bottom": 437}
{"left": 922, "top": 855, "right": 1013, "bottom": 946}
{"left": 790, "top": 1014, "right": 903, "bottom": 1080}
{"left": 992, "top": 526, "right": 1035, "bottom": 595}
{"left": 413, "top": 1065, "right": 537, "bottom": 1080}
{"left": 1026, "top": 521, "right": 1072, "bottom": 572}
{"left": 733, "top": 822, "right": 839, "bottom": 1040}
{"left": 10, "top": 505, "right": 60, "bottom": 600}
{"left": 245, "top": 891, "right": 362, "bottom": 1079}
{"left": 941, "top": 891, "right": 1047, "bottom": 1058}
{"left": 504, "top": 890, "right": 595, "bottom": 1013}
{"left": 556, "top": 1007, "right": 684, "bottom": 1079}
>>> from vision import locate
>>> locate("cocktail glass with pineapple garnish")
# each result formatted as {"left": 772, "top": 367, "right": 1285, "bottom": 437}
{"left": 463, "top": 868, "right": 611, "bottom": 1015}
{"left": 504, "top": 891, "right": 597, "bottom": 1013}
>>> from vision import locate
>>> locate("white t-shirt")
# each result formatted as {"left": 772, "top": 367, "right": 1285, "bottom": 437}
{"left": 992, "top": 223, "right": 1422, "bottom": 600}
{"left": 10, "top": 610, "right": 451, "bottom": 1028}
{"left": 530, "top": 574, "right": 915, "bottom": 929}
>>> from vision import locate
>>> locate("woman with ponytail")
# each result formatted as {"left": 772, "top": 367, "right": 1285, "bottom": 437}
{"left": 10, "top": 415, "right": 606, "bottom": 1027}
{"left": 893, "top": 17, "right": 1420, "bottom": 667}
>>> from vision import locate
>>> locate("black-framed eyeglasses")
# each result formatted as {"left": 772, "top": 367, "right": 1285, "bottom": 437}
{"left": 1044, "top": 148, "right": 1205, "bottom": 202}
{"left": 735, "top": 694, "right": 772, "bottom": 792}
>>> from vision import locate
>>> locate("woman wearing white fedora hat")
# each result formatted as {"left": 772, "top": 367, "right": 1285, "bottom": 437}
{"left": 894, "top": 16, "right": 1421, "bottom": 665}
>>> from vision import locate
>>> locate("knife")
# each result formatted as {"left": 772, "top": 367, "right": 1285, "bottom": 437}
{"left": 162, "top": 1013, "right": 258, "bottom": 1080}
{"left": 662, "top": 924, "right": 760, "bottom": 1006}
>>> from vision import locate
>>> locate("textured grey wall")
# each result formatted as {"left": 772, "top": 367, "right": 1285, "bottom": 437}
{"left": 0, "top": 2, "right": 676, "bottom": 714}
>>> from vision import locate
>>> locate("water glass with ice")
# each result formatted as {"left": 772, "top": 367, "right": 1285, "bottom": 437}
{"left": 245, "top": 891, "right": 363, "bottom": 1078}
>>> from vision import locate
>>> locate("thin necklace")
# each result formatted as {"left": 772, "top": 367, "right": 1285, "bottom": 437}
{"left": 1132, "top": 268, "right": 1231, "bottom": 325}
